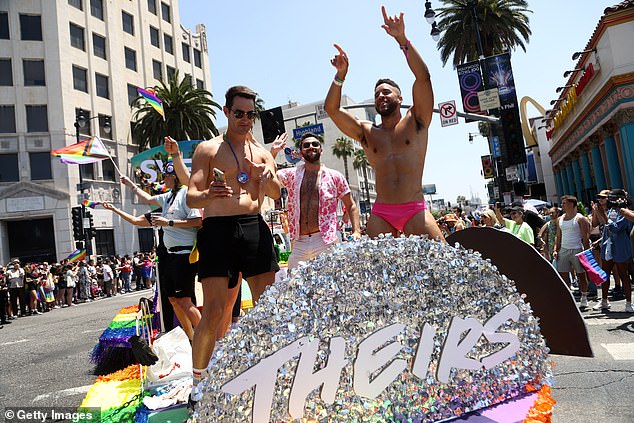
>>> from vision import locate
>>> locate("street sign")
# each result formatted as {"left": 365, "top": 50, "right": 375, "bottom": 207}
{"left": 292, "top": 123, "right": 324, "bottom": 140}
{"left": 505, "top": 165, "right": 519, "bottom": 181}
{"left": 490, "top": 136, "right": 502, "bottom": 158}
{"left": 315, "top": 104, "right": 328, "bottom": 120}
{"left": 438, "top": 100, "right": 458, "bottom": 127}
{"left": 477, "top": 88, "right": 501, "bottom": 110}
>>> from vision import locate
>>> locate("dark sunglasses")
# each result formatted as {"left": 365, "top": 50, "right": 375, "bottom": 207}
{"left": 302, "top": 141, "right": 321, "bottom": 149}
{"left": 231, "top": 109, "right": 257, "bottom": 119}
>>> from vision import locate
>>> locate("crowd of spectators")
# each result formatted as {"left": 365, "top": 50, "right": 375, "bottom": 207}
{"left": 434, "top": 189, "right": 634, "bottom": 312}
{"left": 0, "top": 251, "right": 156, "bottom": 327}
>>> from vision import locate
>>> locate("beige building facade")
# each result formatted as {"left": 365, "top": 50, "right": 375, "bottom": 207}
{"left": 0, "top": 0, "right": 211, "bottom": 262}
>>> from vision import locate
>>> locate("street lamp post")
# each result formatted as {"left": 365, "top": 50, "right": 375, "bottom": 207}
{"left": 73, "top": 109, "right": 111, "bottom": 257}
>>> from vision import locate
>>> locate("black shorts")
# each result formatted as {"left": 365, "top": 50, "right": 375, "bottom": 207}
{"left": 158, "top": 252, "right": 197, "bottom": 298}
{"left": 197, "top": 214, "right": 279, "bottom": 288}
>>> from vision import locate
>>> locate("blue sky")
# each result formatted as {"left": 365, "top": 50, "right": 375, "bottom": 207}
{"left": 180, "top": 0, "right": 616, "bottom": 204}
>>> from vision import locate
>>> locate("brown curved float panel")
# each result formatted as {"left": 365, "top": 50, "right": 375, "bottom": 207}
{"left": 447, "top": 227, "right": 593, "bottom": 357}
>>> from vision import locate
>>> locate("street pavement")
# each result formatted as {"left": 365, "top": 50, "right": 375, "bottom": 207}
{"left": 0, "top": 287, "right": 633, "bottom": 422}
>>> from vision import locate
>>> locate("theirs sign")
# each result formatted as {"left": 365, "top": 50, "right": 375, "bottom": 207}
{"left": 438, "top": 101, "right": 458, "bottom": 127}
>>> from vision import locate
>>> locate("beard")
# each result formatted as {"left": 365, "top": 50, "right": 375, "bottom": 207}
{"left": 302, "top": 150, "right": 321, "bottom": 163}
{"left": 375, "top": 99, "right": 398, "bottom": 116}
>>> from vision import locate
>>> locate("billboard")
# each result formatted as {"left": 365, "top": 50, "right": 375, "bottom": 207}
{"left": 422, "top": 184, "right": 437, "bottom": 195}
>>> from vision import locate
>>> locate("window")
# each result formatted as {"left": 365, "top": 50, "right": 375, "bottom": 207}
{"left": 150, "top": 26, "right": 159, "bottom": 48}
{"left": 90, "top": 0, "right": 103, "bottom": 20}
{"left": 164, "top": 33, "right": 173, "bottom": 54}
{"left": 193, "top": 49, "right": 202, "bottom": 68}
{"left": 152, "top": 60, "right": 162, "bottom": 80}
{"left": 95, "top": 73, "right": 109, "bottom": 99}
{"left": 0, "top": 106, "right": 16, "bottom": 133}
{"left": 161, "top": 2, "right": 171, "bottom": 22}
{"left": 98, "top": 114, "right": 112, "bottom": 139}
{"left": 26, "top": 105, "right": 48, "bottom": 132}
{"left": 80, "top": 163, "right": 95, "bottom": 180}
{"left": 69, "top": 0, "right": 83, "bottom": 11}
{"left": 196, "top": 79, "right": 204, "bottom": 90}
{"left": 20, "top": 15, "right": 42, "bottom": 41}
{"left": 138, "top": 228, "right": 154, "bottom": 252}
{"left": 23, "top": 60, "right": 45, "bottom": 86}
{"left": 182, "top": 43, "right": 190, "bottom": 63}
{"left": 166, "top": 65, "right": 176, "bottom": 79}
{"left": 122, "top": 11, "right": 134, "bottom": 35}
{"left": 0, "top": 154, "right": 19, "bottom": 182}
{"left": 124, "top": 47, "right": 136, "bottom": 71}
{"left": 93, "top": 33, "right": 106, "bottom": 59}
{"left": 29, "top": 152, "right": 52, "bottom": 180}
{"left": 148, "top": 0, "right": 157, "bottom": 15}
{"left": 127, "top": 83, "right": 138, "bottom": 105}
{"left": 70, "top": 23, "right": 85, "bottom": 50}
{"left": 0, "top": 13, "right": 9, "bottom": 40}
{"left": 76, "top": 108, "right": 91, "bottom": 136}
{"left": 94, "top": 229, "right": 115, "bottom": 256}
{"left": 0, "top": 59, "right": 12, "bottom": 85}
{"left": 72, "top": 66, "right": 88, "bottom": 92}
{"left": 102, "top": 158, "right": 116, "bottom": 181}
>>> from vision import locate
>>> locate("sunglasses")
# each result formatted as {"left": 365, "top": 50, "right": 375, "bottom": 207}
{"left": 231, "top": 109, "right": 257, "bottom": 119}
{"left": 302, "top": 141, "right": 321, "bottom": 149}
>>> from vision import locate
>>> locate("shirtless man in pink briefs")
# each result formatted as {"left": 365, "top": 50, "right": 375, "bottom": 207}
{"left": 325, "top": 6, "right": 444, "bottom": 241}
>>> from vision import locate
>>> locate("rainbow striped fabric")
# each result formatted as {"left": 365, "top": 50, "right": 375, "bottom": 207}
{"left": 51, "top": 136, "right": 109, "bottom": 165}
{"left": 82, "top": 199, "right": 100, "bottom": 209}
{"left": 66, "top": 249, "right": 86, "bottom": 263}
{"left": 137, "top": 87, "right": 165, "bottom": 119}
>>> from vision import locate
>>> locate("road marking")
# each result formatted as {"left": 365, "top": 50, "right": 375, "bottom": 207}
{"left": 601, "top": 343, "right": 634, "bottom": 360}
{"left": 585, "top": 316, "right": 634, "bottom": 325}
{"left": 81, "top": 329, "right": 104, "bottom": 334}
{"left": 0, "top": 339, "right": 29, "bottom": 346}
{"left": 32, "top": 385, "right": 92, "bottom": 403}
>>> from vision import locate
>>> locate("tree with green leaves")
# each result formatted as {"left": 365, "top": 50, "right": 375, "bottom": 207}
{"left": 131, "top": 71, "right": 221, "bottom": 150}
{"left": 436, "top": 0, "right": 532, "bottom": 67}
{"left": 331, "top": 137, "right": 354, "bottom": 182}
{"left": 353, "top": 149, "right": 372, "bottom": 216}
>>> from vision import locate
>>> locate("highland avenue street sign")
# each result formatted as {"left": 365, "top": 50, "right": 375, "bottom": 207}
{"left": 221, "top": 304, "right": 521, "bottom": 423}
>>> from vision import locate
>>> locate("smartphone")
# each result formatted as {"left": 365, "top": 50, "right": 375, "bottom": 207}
{"left": 212, "top": 167, "right": 225, "bottom": 183}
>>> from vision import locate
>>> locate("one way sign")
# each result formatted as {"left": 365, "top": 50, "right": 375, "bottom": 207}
{"left": 438, "top": 100, "right": 458, "bottom": 127}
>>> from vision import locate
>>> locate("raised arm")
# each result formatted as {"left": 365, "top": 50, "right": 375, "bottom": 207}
{"left": 120, "top": 175, "right": 159, "bottom": 207}
{"left": 102, "top": 202, "right": 150, "bottom": 227}
{"left": 381, "top": 5, "right": 433, "bottom": 128}
{"left": 164, "top": 136, "right": 190, "bottom": 185}
{"left": 324, "top": 44, "right": 365, "bottom": 142}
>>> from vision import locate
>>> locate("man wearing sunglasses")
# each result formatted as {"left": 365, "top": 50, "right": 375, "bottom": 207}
{"left": 271, "top": 132, "right": 361, "bottom": 269}
{"left": 325, "top": 6, "right": 443, "bottom": 241}
{"left": 186, "top": 85, "right": 282, "bottom": 407}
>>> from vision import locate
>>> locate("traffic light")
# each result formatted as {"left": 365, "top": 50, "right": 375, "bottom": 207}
{"left": 260, "top": 107, "right": 285, "bottom": 144}
{"left": 71, "top": 206, "right": 83, "bottom": 240}
{"left": 500, "top": 108, "right": 527, "bottom": 166}
{"left": 481, "top": 155, "right": 494, "bottom": 179}
{"left": 86, "top": 211, "right": 97, "bottom": 238}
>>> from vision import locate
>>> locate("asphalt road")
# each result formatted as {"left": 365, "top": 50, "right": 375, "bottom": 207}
{"left": 1, "top": 290, "right": 633, "bottom": 422}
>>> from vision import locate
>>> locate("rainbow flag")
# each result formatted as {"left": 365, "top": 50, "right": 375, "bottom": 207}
{"left": 51, "top": 136, "right": 109, "bottom": 165}
{"left": 82, "top": 199, "right": 100, "bottom": 209}
{"left": 137, "top": 87, "right": 165, "bottom": 120}
{"left": 66, "top": 249, "right": 86, "bottom": 263}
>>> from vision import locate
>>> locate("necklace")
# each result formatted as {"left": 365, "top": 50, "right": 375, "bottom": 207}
{"left": 223, "top": 133, "right": 252, "bottom": 184}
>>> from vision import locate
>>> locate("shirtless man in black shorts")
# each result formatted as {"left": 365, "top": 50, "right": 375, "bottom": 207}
{"left": 186, "top": 85, "right": 282, "bottom": 405}
{"left": 325, "top": 6, "right": 444, "bottom": 241}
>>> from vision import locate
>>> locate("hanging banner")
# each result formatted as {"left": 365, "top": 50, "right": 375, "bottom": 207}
{"left": 456, "top": 61, "right": 486, "bottom": 122}
{"left": 482, "top": 52, "right": 518, "bottom": 111}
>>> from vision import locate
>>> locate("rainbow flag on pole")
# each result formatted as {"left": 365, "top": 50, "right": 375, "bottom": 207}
{"left": 51, "top": 136, "right": 109, "bottom": 165}
{"left": 66, "top": 249, "right": 87, "bottom": 263}
{"left": 137, "top": 87, "right": 165, "bottom": 120}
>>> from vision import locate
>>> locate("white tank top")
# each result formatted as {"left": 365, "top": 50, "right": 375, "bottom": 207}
{"left": 559, "top": 214, "right": 583, "bottom": 249}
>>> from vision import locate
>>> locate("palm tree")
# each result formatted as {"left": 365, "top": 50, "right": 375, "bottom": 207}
{"left": 436, "top": 0, "right": 532, "bottom": 67}
{"left": 131, "top": 70, "right": 220, "bottom": 150}
{"left": 353, "top": 149, "right": 372, "bottom": 218}
{"left": 331, "top": 137, "right": 354, "bottom": 182}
